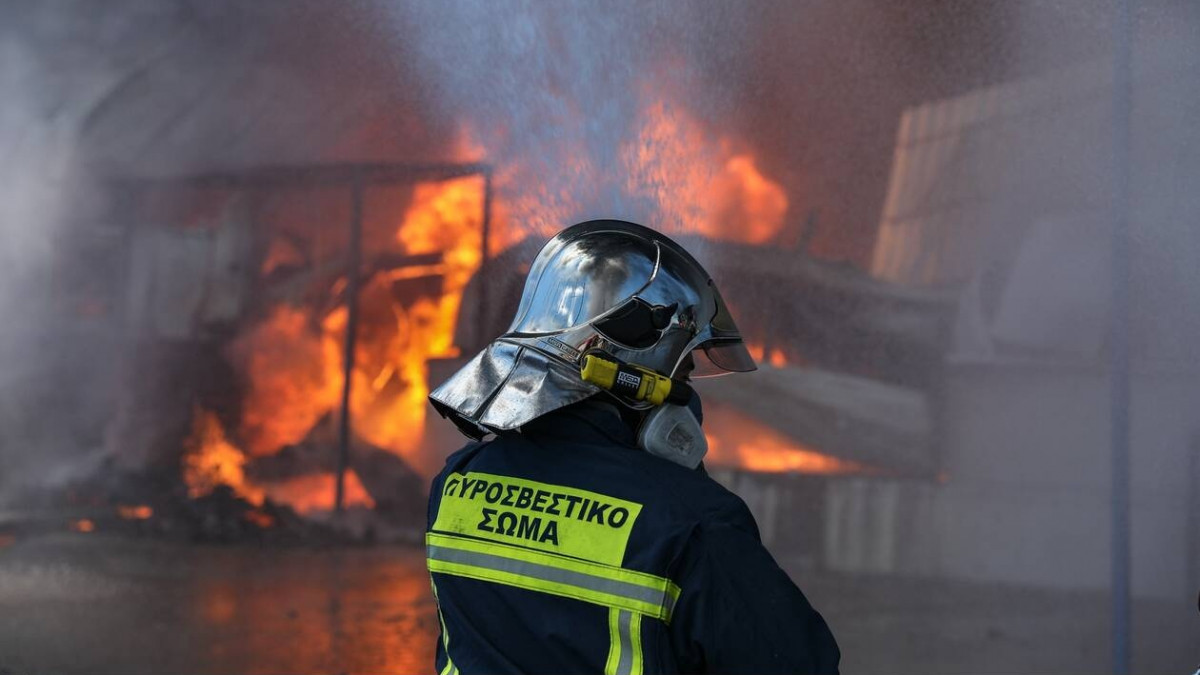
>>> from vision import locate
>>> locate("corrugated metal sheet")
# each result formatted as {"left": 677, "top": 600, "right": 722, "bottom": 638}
{"left": 871, "top": 47, "right": 1198, "bottom": 285}
{"left": 871, "top": 44, "right": 1200, "bottom": 366}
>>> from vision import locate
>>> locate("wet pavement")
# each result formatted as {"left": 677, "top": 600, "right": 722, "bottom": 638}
{"left": 0, "top": 534, "right": 438, "bottom": 675}
{"left": 1, "top": 531, "right": 1195, "bottom": 674}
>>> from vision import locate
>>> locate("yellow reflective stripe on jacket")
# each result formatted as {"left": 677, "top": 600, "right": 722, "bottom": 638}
{"left": 629, "top": 609, "right": 644, "bottom": 675}
{"left": 426, "top": 532, "right": 680, "bottom": 622}
{"left": 605, "top": 608, "right": 621, "bottom": 674}
{"left": 437, "top": 607, "right": 458, "bottom": 675}
{"left": 605, "top": 607, "right": 644, "bottom": 675}
{"left": 430, "top": 578, "right": 459, "bottom": 675}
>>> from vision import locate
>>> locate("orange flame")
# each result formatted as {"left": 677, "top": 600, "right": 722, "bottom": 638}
{"left": 192, "top": 92, "right": 817, "bottom": 502}
{"left": 194, "top": 156, "right": 488, "bottom": 514}
{"left": 251, "top": 176, "right": 481, "bottom": 455}
{"left": 70, "top": 519, "right": 95, "bottom": 533}
{"left": 262, "top": 471, "right": 375, "bottom": 515}
{"left": 704, "top": 405, "right": 862, "bottom": 475}
{"left": 242, "top": 511, "right": 275, "bottom": 529}
{"left": 117, "top": 505, "right": 153, "bottom": 520}
{"left": 622, "top": 101, "right": 788, "bottom": 243}
{"left": 483, "top": 98, "right": 790, "bottom": 248}
{"left": 233, "top": 306, "right": 343, "bottom": 457}
{"left": 348, "top": 176, "right": 484, "bottom": 464}
{"left": 745, "top": 342, "right": 789, "bottom": 368}
{"left": 260, "top": 237, "right": 305, "bottom": 275}
{"left": 183, "top": 407, "right": 265, "bottom": 506}
{"left": 183, "top": 406, "right": 378, "bottom": 515}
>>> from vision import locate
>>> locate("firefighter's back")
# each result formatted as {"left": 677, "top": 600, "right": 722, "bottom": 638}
{"left": 425, "top": 221, "right": 837, "bottom": 674}
{"left": 426, "top": 402, "right": 839, "bottom": 675}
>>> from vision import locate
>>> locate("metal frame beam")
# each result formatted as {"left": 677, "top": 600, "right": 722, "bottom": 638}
{"left": 118, "top": 160, "right": 495, "bottom": 513}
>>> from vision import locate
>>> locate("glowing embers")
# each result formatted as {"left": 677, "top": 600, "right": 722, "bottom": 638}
{"left": 117, "top": 505, "right": 154, "bottom": 520}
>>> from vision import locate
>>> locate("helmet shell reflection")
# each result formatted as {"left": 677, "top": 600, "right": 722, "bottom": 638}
{"left": 429, "top": 219, "right": 755, "bottom": 438}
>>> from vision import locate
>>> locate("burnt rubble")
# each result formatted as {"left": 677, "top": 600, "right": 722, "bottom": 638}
{"left": 0, "top": 448, "right": 426, "bottom": 546}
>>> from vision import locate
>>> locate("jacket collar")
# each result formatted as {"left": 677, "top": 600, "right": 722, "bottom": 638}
{"left": 519, "top": 398, "right": 638, "bottom": 448}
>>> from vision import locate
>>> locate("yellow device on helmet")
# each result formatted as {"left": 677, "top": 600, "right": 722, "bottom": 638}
{"left": 579, "top": 352, "right": 692, "bottom": 406}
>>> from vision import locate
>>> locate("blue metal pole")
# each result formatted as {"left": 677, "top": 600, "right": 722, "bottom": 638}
{"left": 1110, "top": 0, "right": 1134, "bottom": 672}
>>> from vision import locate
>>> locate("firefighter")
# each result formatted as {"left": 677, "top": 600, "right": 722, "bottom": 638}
{"left": 426, "top": 219, "right": 840, "bottom": 674}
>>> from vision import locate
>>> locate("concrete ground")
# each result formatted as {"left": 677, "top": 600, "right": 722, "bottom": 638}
{"left": 0, "top": 532, "right": 1195, "bottom": 674}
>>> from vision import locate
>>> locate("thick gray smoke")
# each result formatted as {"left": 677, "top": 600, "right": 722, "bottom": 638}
{"left": 0, "top": 0, "right": 416, "bottom": 497}
{"left": 0, "top": 10, "right": 104, "bottom": 495}
{"left": 0, "top": 44, "right": 72, "bottom": 321}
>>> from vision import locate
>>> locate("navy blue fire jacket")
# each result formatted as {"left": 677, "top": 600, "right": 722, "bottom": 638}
{"left": 426, "top": 400, "right": 840, "bottom": 675}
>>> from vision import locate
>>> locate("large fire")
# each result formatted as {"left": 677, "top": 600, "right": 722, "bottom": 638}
{"left": 183, "top": 164, "right": 485, "bottom": 511}
{"left": 352, "top": 176, "right": 484, "bottom": 457}
{"left": 182, "top": 95, "right": 845, "bottom": 513}
{"left": 490, "top": 99, "right": 789, "bottom": 246}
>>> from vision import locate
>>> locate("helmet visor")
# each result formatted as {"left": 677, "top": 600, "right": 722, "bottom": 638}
{"left": 692, "top": 339, "right": 758, "bottom": 377}
{"left": 686, "top": 282, "right": 757, "bottom": 377}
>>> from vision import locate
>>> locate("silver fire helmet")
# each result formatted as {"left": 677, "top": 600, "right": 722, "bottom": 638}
{"left": 429, "top": 219, "right": 756, "bottom": 439}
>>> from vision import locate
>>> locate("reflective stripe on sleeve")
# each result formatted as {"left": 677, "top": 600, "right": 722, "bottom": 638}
{"left": 430, "top": 577, "right": 460, "bottom": 675}
{"left": 605, "top": 607, "right": 622, "bottom": 675}
{"left": 605, "top": 608, "right": 644, "bottom": 675}
{"left": 426, "top": 532, "right": 679, "bottom": 622}
{"left": 629, "top": 610, "right": 644, "bottom": 675}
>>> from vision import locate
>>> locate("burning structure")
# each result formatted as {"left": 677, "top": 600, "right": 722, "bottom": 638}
{"left": 0, "top": 3, "right": 1022, "bottom": 544}
{"left": 3, "top": 4, "right": 1193, "bottom": 578}
{"left": 0, "top": 1, "right": 950, "bottom": 539}
{"left": 3, "top": 2, "right": 1200, "bottom": 673}
{"left": 84, "top": 125, "right": 883, "bottom": 540}
{"left": 9, "top": 55, "right": 878, "bottom": 542}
